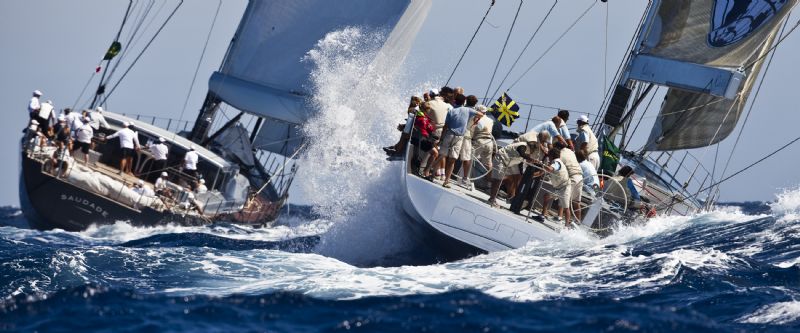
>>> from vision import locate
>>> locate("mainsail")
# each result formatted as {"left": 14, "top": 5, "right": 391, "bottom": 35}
{"left": 206, "top": 0, "right": 432, "bottom": 156}
{"left": 632, "top": 0, "right": 797, "bottom": 151}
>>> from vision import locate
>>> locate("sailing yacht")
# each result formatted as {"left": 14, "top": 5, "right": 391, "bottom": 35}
{"left": 19, "top": 0, "right": 432, "bottom": 231}
{"left": 400, "top": 0, "right": 797, "bottom": 259}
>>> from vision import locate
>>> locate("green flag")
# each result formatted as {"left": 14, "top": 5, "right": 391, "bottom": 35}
{"left": 103, "top": 41, "right": 122, "bottom": 60}
{"left": 599, "top": 136, "right": 620, "bottom": 176}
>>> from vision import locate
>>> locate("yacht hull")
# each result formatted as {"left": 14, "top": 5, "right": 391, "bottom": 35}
{"left": 400, "top": 160, "right": 561, "bottom": 259}
{"left": 19, "top": 150, "right": 281, "bottom": 232}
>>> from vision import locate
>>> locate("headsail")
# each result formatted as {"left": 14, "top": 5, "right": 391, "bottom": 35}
{"left": 631, "top": 0, "right": 797, "bottom": 151}
{"left": 207, "top": 0, "right": 432, "bottom": 156}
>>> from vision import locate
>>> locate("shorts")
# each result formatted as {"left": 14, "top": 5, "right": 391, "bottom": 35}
{"left": 439, "top": 132, "right": 464, "bottom": 159}
{"left": 75, "top": 141, "right": 91, "bottom": 154}
{"left": 122, "top": 147, "right": 136, "bottom": 158}
{"left": 569, "top": 177, "right": 583, "bottom": 202}
{"left": 543, "top": 182, "right": 570, "bottom": 204}
{"left": 459, "top": 137, "right": 473, "bottom": 161}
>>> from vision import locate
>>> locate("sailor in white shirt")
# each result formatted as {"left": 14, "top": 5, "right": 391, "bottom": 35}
{"left": 196, "top": 179, "right": 208, "bottom": 194}
{"left": 36, "top": 100, "right": 56, "bottom": 133}
{"left": 155, "top": 171, "right": 172, "bottom": 197}
{"left": 28, "top": 90, "right": 42, "bottom": 119}
{"left": 90, "top": 106, "right": 110, "bottom": 130}
{"left": 73, "top": 116, "right": 94, "bottom": 164}
{"left": 183, "top": 146, "right": 199, "bottom": 179}
{"left": 148, "top": 137, "right": 169, "bottom": 181}
{"left": 64, "top": 108, "right": 83, "bottom": 138}
{"left": 132, "top": 180, "right": 155, "bottom": 198}
{"left": 105, "top": 121, "right": 141, "bottom": 175}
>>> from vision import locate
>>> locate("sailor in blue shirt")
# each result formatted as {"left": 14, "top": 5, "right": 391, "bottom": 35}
{"left": 439, "top": 94, "right": 481, "bottom": 188}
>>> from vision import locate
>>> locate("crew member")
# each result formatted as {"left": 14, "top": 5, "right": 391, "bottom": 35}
{"left": 73, "top": 116, "right": 94, "bottom": 165}
{"left": 438, "top": 94, "right": 482, "bottom": 189}
{"left": 105, "top": 121, "right": 141, "bottom": 175}
{"left": 487, "top": 141, "right": 540, "bottom": 207}
{"left": 148, "top": 137, "right": 169, "bottom": 182}
{"left": 183, "top": 146, "right": 199, "bottom": 180}
{"left": 36, "top": 100, "right": 56, "bottom": 135}
{"left": 27, "top": 90, "right": 42, "bottom": 120}
{"left": 541, "top": 142, "right": 583, "bottom": 227}
{"left": 196, "top": 179, "right": 208, "bottom": 194}
{"left": 604, "top": 165, "right": 644, "bottom": 211}
{"left": 575, "top": 114, "right": 599, "bottom": 169}
{"left": 90, "top": 106, "right": 110, "bottom": 130}
{"left": 557, "top": 110, "right": 574, "bottom": 150}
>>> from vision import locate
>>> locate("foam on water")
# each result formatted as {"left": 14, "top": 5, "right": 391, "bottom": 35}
{"left": 737, "top": 301, "right": 800, "bottom": 325}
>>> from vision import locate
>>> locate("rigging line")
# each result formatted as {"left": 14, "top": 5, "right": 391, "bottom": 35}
{"left": 488, "top": 0, "right": 557, "bottom": 101}
{"left": 627, "top": 86, "right": 658, "bottom": 146}
{"left": 593, "top": 1, "right": 651, "bottom": 128}
{"left": 718, "top": 15, "right": 790, "bottom": 186}
{"left": 115, "top": 0, "right": 153, "bottom": 67}
{"left": 695, "top": 134, "right": 800, "bottom": 196}
{"left": 482, "top": 0, "right": 524, "bottom": 104}
{"left": 506, "top": 0, "right": 597, "bottom": 92}
{"left": 178, "top": 0, "right": 222, "bottom": 127}
{"left": 444, "top": 0, "right": 496, "bottom": 87}
{"left": 90, "top": 0, "right": 134, "bottom": 108}
{"left": 100, "top": 0, "right": 184, "bottom": 107}
{"left": 107, "top": 0, "right": 160, "bottom": 86}
{"left": 743, "top": 16, "right": 800, "bottom": 70}
{"left": 639, "top": 98, "right": 726, "bottom": 119}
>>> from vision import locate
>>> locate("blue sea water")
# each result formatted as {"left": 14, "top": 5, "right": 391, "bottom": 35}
{"left": 1, "top": 192, "right": 800, "bottom": 332}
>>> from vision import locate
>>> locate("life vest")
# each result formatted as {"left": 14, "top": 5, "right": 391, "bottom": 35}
{"left": 497, "top": 142, "right": 528, "bottom": 167}
{"left": 427, "top": 98, "right": 449, "bottom": 128}
{"left": 38, "top": 102, "right": 54, "bottom": 120}
{"left": 576, "top": 124, "right": 598, "bottom": 153}
{"left": 549, "top": 159, "right": 570, "bottom": 189}
{"left": 560, "top": 148, "right": 583, "bottom": 181}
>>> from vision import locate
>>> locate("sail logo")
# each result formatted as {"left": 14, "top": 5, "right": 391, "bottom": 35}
{"left": 708, "top": 0, "right": 788, "bottom": 47}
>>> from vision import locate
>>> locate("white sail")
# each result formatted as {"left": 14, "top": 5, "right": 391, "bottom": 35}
{"left": 209, "top": 0, "right": 432, "bottom": 155}
{"left": 631, "top": 0, "right": 797, "bottom": 151}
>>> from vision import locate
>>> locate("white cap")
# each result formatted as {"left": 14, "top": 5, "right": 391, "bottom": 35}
{"left": 33, "top": 90, "right": 42, "bottom": 96}
{"left": 137, "top": 180, "right": 144, "bottom": 186}
{"left": 161, "top": 171, "right": 168, "bottom": 177}
{"left": 123, "top": 121, "right": 130, "bottom": 127}
{"left": 578, "top": 114, "right": 590, "bottom": 123}
{"left": 188, "top": 192, "right": 195, "bottom": 199}
{"left": 475, "top": 104, "right": 488, "bottom": 113}
{"left": 158, "top": 137, "right": 166, "bottom": 143}
{"left": 30, "top": 119, "right": 39, "bottom": 125}
{"left": 189, "top": 145, "right": 195, "bottom": 151}
{"left": 199, "top": 179, "right": 205, "bottom": 184}
{"left": 95, "top": 106, "right": 104, "bottom": 113}
{"left": 428, "top": 88, "right": 439, "bottom": 96}
{"left": 58, "top": 115, "right": 66, "bottom": 122}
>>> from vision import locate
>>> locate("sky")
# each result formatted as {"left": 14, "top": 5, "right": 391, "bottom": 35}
{"left": 2, "top": 0, "right": 800, "bottom": 206}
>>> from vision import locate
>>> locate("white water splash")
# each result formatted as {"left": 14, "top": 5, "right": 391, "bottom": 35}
{"left": 737, "top": 301, "right": 800, "bottom": 325}
{"left": 770, "top": 186, "right": 800, "bottom": 222}
{"left": 295, "top": 27, "right": 433, "bottom": 264}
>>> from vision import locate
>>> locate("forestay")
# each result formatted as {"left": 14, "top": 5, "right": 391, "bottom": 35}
{"left": 208, "top": 0, "right": 432, "bottom": 156}
{"left": 639, "top": 0, "right": 797, "bottom": 151}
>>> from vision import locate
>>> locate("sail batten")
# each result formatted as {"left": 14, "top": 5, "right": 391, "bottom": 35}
{"left": 637, "top": 0, "right": 797, "bottom": 151}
